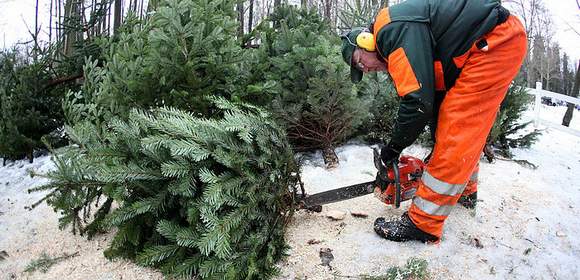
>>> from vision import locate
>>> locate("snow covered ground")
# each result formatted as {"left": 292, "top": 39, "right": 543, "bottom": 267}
{"left": 0, "top": 104, "right": 579, "bottom": 279}
{"left": 0, "top": 158, "right": 163, "bottom": 279}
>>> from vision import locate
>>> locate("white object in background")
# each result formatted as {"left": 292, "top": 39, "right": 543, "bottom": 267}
{"left": 288, "top": 0, "right": 301, "bottom": 7}
{"left": 526, "top": 82, "right": 580, "bottom": 137}
{"left": 535, "top": 81, "right": 542, "bottom": 128}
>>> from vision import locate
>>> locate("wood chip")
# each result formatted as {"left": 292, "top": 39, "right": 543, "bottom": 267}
{"left": 473, "top": 238, "right": 484, "bottom": 249}
{"left": 307, "top": 239, "right": 322, "bottom": 245}
{"left": 0, "top": 250, "right": 8, "bottom": 261}
{"left": 350, "top": 211, "right": 369, "bottom": 218}
{"left": 326, "top": 210, "right": 346, "bottom": 221}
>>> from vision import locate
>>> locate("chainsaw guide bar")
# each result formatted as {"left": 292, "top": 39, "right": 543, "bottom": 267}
{"left": 299, "top": 180, "right": 377, "bottom": 209}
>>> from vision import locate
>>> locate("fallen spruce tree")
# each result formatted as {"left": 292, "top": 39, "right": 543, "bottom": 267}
{"left": 32, "top": 98, "right": 300, "bottom": 279}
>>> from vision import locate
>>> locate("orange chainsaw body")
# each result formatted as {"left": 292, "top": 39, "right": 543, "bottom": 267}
{"left": 374, "top": 155, "right": 425, "bottom": 206}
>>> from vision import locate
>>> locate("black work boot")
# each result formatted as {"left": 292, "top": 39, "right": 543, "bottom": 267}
{"left": 458, "top": 192, "right": 477, "bottom": 209}
{"left": 373, "top": 212, "right": 439, "bottom": 243}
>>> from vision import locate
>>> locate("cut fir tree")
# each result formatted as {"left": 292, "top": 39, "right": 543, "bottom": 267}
{"left": 31, "top": 98, "right": 300, "bottom": 279}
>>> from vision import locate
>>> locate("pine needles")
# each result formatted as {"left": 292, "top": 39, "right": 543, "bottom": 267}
{"left": 360, "top": 258, "right": 429, "bottom": 280}
{"left": 24, "top": 252, "right": 79, "bottom": 274}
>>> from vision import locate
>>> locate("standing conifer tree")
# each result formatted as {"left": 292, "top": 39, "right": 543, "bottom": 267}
{"left": 248, "top": 6, "right": 366, "bottom": 167}
{"left": 67, "top": 0, "right": 245, "bottom": 120}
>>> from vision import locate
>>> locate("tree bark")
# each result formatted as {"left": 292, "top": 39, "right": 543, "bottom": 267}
{"left": 324, "top": 0, "right": 332, "bottom": 22}
{"left": 28, "top": 150, "right": 34, "bottom": 164}
{"left": 237, "top": 1, "right": 244, "bottom": 37}
{"left": 113, "top": 0, "right": 122, "bottom": 34}
{"left": 63, "top": 0, "right": 73, "bottom": 55}
{"left": 322, "top": 146, "right": 339, "bottom": 169}
{"left": 56, "top": 0, "right": 60, "bottom": 43}
{"left": 49, "top": 0, "right": 53, "bottom": 44}
{"left": 35, "top": 0, "right": 39, "bottom": 51}
{"left": 140, "top": 0, "right": 145, "bottom": 19}
{"left": 562, "top": 61, "right": 580, "bottom": 127}
{"left": 44, "top": 73, "right": 84, "bottom": 91}
{"left": 248, "top": 0, "right": 254, "bottom": 33}
{"left": 483, "top": 143, "right": 495, "bottom": 163}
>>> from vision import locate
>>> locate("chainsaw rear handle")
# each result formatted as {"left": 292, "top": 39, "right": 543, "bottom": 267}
{"left": 392, "top": 160, "right": 401, "bottom": 208}
{"left": 373, "top": 147, "right": 402, "bottom": 208}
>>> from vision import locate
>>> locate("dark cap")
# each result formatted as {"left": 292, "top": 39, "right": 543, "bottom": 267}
{"left": 341, "top": 28, "right": 365, "bottom": 83}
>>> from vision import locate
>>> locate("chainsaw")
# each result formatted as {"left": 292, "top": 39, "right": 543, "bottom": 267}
{"left": 296, "top": 148, "right": 425, "bottom": 211}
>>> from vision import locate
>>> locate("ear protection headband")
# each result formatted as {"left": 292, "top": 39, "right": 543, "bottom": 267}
{"left": 343, "top": 29, "right": 376, "bottom": 52}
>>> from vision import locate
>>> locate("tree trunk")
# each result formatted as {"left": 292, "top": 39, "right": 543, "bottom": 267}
{"left": 322, "top": 146, "right": 339, "bottom": 169}
{"left": 28, "top": 150, "right": 34, "bottom": 164}
{"left": 107, "top": 0, "right": 111, "bottom": 34}
{"left": 562, "top": 61, "right": 580, "bottom": 127}
{"left": 483, "top": 143, "right": 495, "bottom": 163}
{"left": 35, "top": 0, "right": 39, "bottom": 51}
{"left": 49, "top": 0, "right": 53, "bottom": 44}
{"left": 56, "top": 0, "right": 60, "bottom": 43}
{"left": 63, "top": 0, "right": 73, "bottom": 55}
{"left": 248, "top": 0, "right": 254, "bottom": 33}
{"left": 237, "top": 1, "right": 244, "bottom": 37}
{"left": 274, "top": 0, "right": 281, "bottom": 9}
{"left": 140, "top": 0, "right": 145, "bottom": 19}
{"left": 324, "top": 0, "right": 332, "bottom": 22}
{"left": 113, "top": 0, "right": 122, "bottom": 34}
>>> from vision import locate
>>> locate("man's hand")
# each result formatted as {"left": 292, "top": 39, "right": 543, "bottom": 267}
{"left": 374, "top": 144, "right": 401, "bottom": 192}
{"left": 380, "top": 143, "right": 402, "bottom": 166}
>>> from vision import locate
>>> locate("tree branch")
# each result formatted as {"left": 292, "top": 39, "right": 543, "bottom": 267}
{"left": 43, "top": 73, "right": 84, "bottom": 91}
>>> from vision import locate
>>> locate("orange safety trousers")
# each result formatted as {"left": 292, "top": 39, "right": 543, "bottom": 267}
{"left": 408, "top": 15, "right": 527, "bottom": 238}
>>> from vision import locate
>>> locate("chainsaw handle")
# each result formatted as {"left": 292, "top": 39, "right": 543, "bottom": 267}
{"left": 373, "top": 147, "right": 403, "bottom": 208}
{"left": 392, "top": 160, "right": 401, "bottom": 208}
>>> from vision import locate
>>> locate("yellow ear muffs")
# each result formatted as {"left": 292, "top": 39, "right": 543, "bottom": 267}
{"left": 356, "top": 32, "right": 376, "bottom": 52}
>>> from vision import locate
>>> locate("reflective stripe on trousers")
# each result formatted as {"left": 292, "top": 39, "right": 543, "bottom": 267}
{"left": 422, "top": 170, "right": 466, "bottom": 196}
{"left": 413, "top": 196, "right": 455, "bottom": 216}
{"left": 411, "top": 169, "right": 466, "bottom": 217}
{"left": 469, "top": 171, "right": 478, "bottom": 182}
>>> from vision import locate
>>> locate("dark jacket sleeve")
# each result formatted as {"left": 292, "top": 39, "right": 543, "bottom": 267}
{"left": 376, "top": 21, "right": 435, "bottom": 150}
